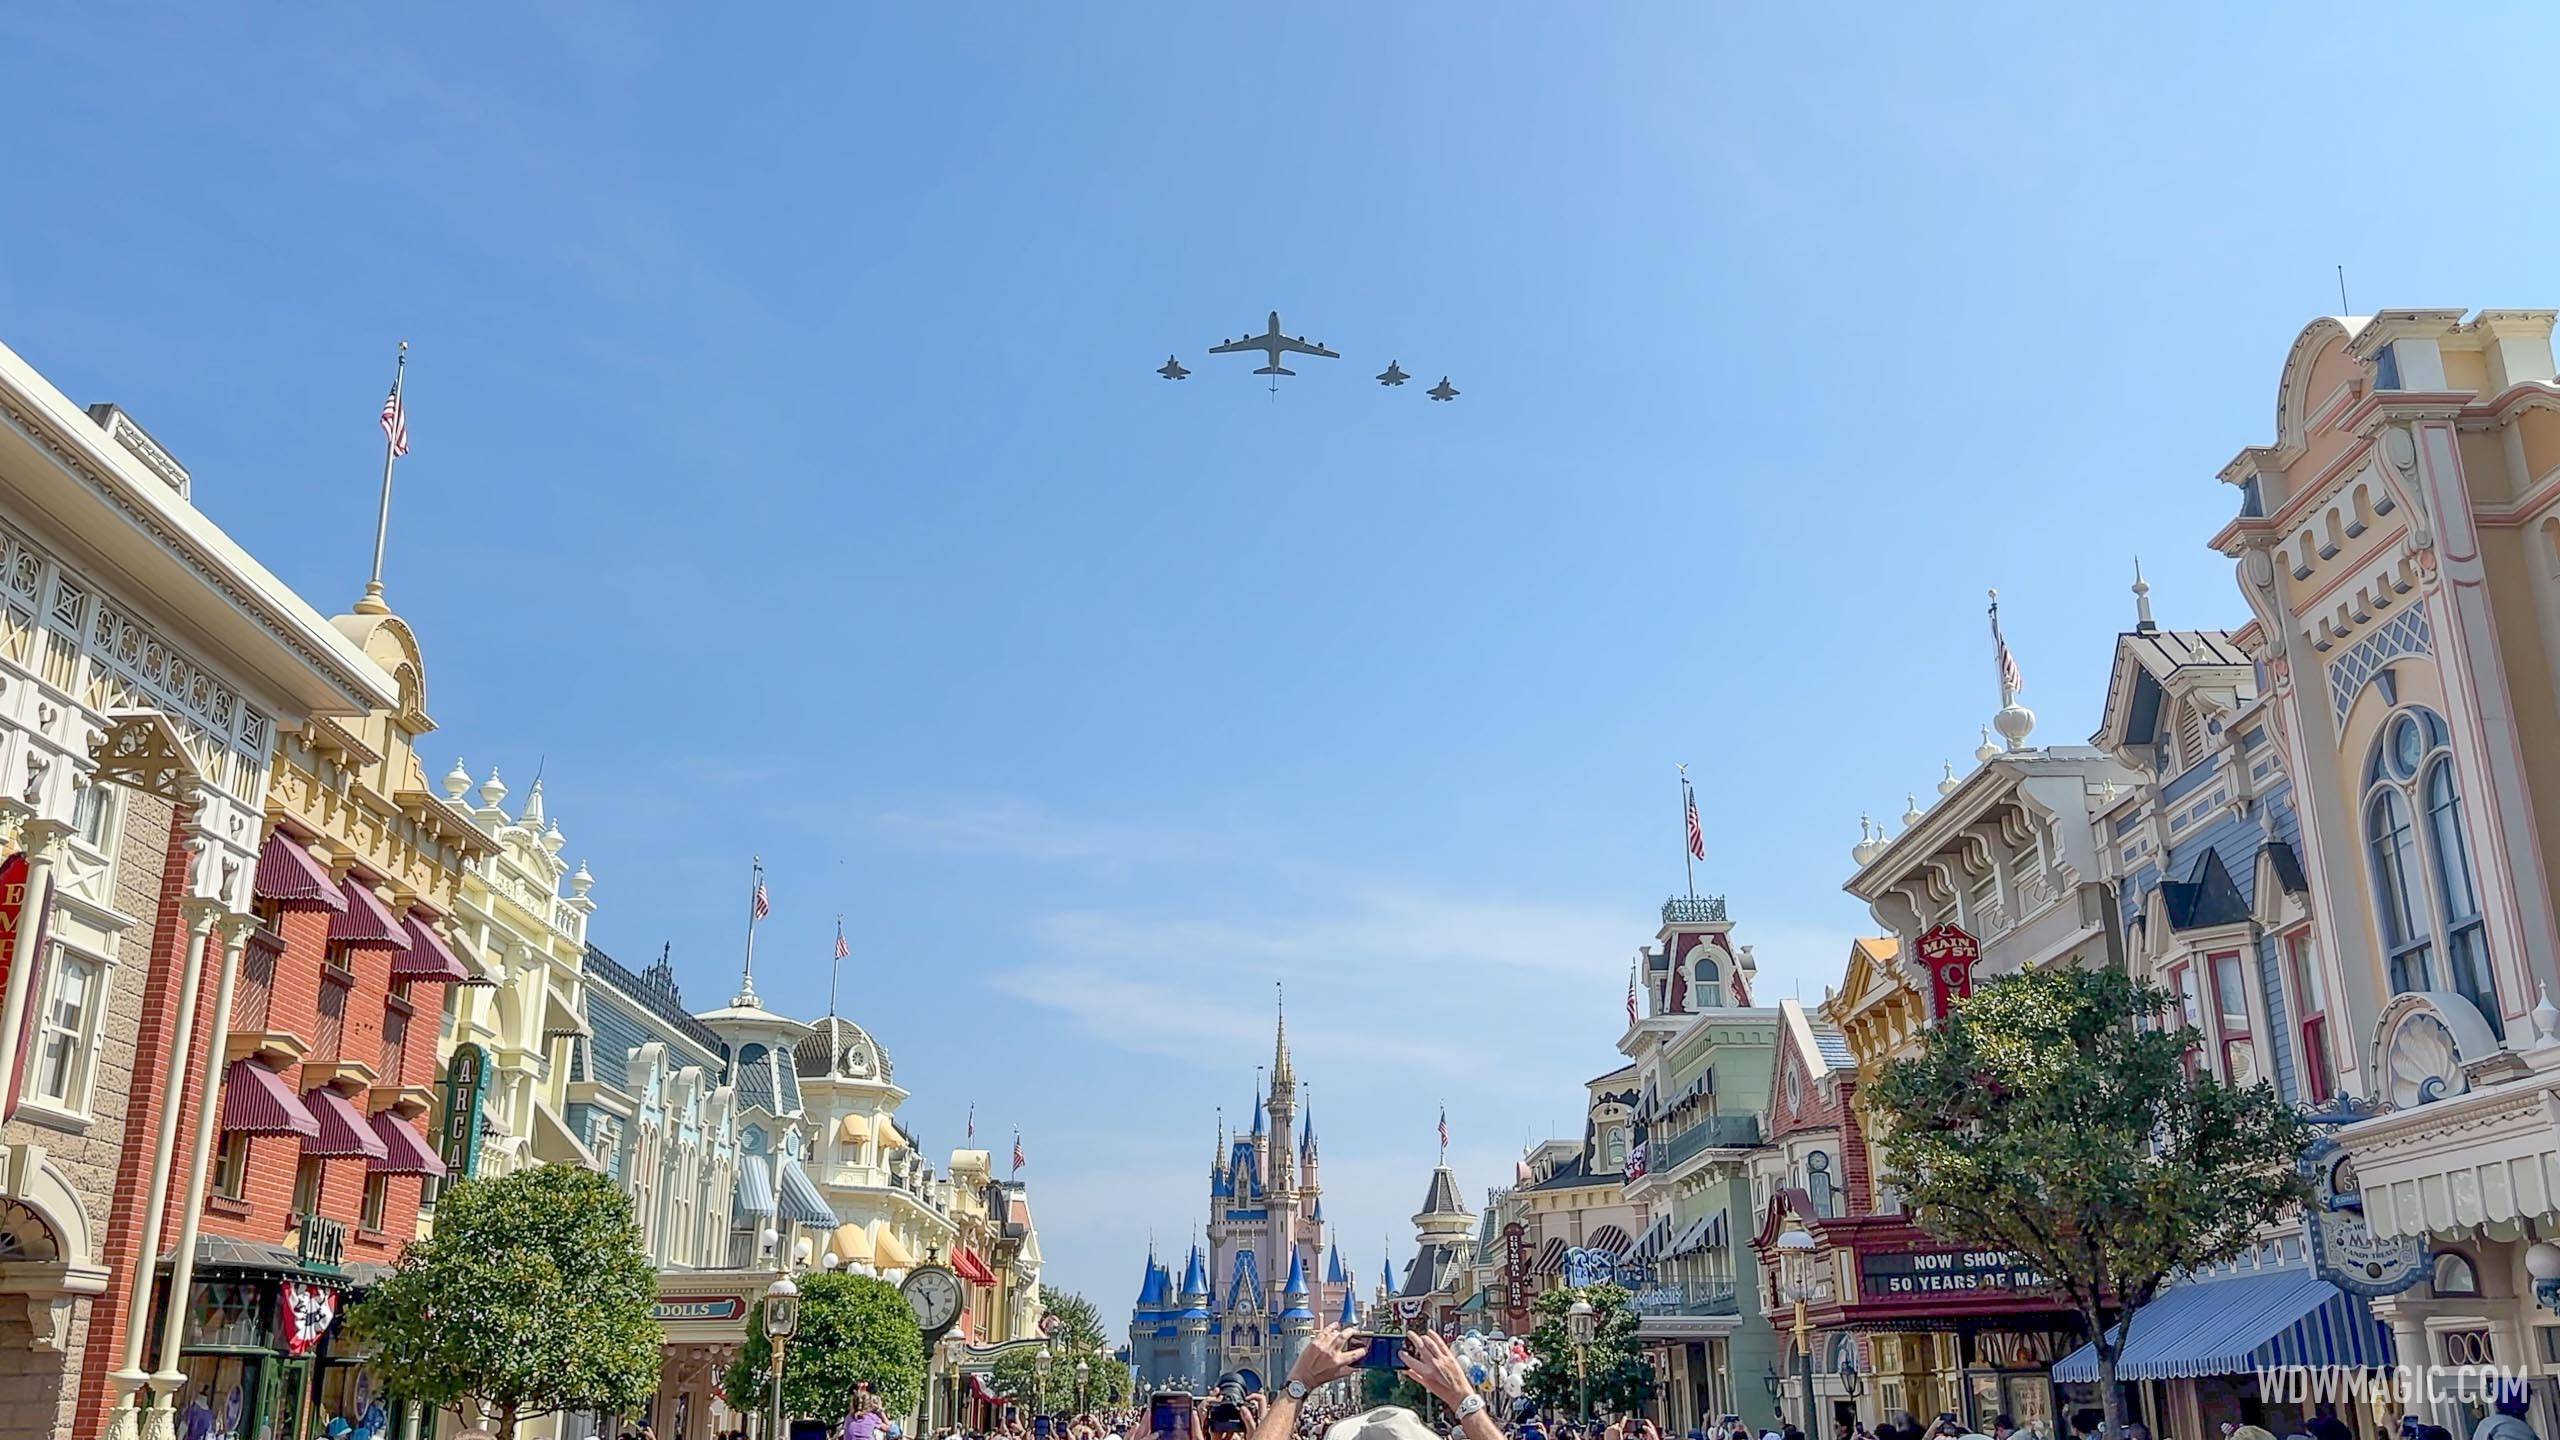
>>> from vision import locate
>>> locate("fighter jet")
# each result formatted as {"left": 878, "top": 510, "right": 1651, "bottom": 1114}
{"left": 1427, "top": 377, "right": 1460, "bottom": 401}
{"left": 1375, "top": 361, "right": 1410, "bottom": 387}
{"left": 1209, "top": 311, "right": 1340, "bottom": 380}
{"left": 1157, "top": 355, "right": 1191, "bottom": 381}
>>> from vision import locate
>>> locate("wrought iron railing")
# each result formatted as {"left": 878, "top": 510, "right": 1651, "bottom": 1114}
{"left": 1661, "top": 895, "right": 1728, "bottom": 925}
{"left": 1626, "top": 1280, "right": 1738, "bottom": 1317}
{"left": 1651, "top": 1113, "right": 1762, "bottom": 1171}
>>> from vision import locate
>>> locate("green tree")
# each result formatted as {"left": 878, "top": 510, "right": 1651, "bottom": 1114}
{"left": 345, "top": 1164, "right": 659, "bottom": 1440}
{"left": 1522, "top": 1284, "right": 1653, "bottom": 1420}
{"left": 992, "top": 1287, "right": 1130, "bottom": 1411}
{"left": 724, "top": 1272, "right": 927, "bottom": 1425}
{"left": 1866, "top": 966, "right": 2313, "bottom": 1440}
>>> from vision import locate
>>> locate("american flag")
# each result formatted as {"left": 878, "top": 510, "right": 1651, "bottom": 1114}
{"left": 1626, "top": 958, "right": 1640, "bottom": 1026}
{"left": 834, "top": 920, "right": 850, "bottom": 961}
{"left": 1012, "top": 1131, "right": 1026, "bottom": 1172}
{"left": 751, "top": 875, "right": 770, "bottom": 920}
{"left": 966, "top": 1102, "right": 976, "bottom": 1140}
{"left": 379, "top": 379, "right": 408, "bottom": 458}
{"left": 1683, "top": 783, "right": 1705, "bottom": 862}
{"left": 1436, "top": 1107, "right": 1448, "bottom": 1151}
{"left": 1992, "top": 594, "right": 2024, "bottom": 695}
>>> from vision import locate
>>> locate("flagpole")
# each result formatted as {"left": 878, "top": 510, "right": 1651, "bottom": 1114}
{"left": 1678, "top": 764, "right": 1696, "bottom": 901}
{"left": 739, "top": 855, "right": 763, "bottom": 1005}
{"left": 363, "top": 341, "right": 407, "bottom": 612}
{"left": 829, "top": 914, "right": 843, "bottom": 1018}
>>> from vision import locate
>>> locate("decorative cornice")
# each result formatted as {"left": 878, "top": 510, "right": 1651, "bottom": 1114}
{"left": 0, "top": 393, "right": 387, "bottom": 713}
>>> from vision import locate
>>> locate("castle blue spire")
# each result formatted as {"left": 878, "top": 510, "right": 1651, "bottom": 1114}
{"left": 1252, "top": 1076, "right": 1265, "bottom": 1136}
{"left": 1379, "top": 1255, "right": 1395, "bottom": 1293}
{"left": 1280, "top": 1251, "right": 1313, "bottom": 1319}
{"left": 1326, "top": 1240, "right": 1350, "bottom": 1287}
{"left": 1180, "top": 1244, "right": 1210, "bottom": 1301}
{"left": 1138, "top": 1254, "right": 1169, "bottom": 1309}
{"left": 1336, "top": 1285, "right": 1358, "bottom": 1328}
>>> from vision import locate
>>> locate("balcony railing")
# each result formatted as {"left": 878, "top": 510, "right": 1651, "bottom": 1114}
{"left": 1652, "top": 1113, "right": 1762, "bottom": 1172}
{"left": 1627, "top": 1280, "right": 1738, "bottom": 1317}
{"left": 1661, "top": 895, "right": 1727, "bottom": 925}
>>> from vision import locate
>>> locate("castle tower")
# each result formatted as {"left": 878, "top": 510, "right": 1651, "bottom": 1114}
{"left": 1267, "top": 994, "right": 1296, "bottom": 1194}
{"left": 1177, "top": 1243, "right": 1214, "bottom": 1389}
{"left": 1277, "top": 1250, "right": 1316, "bottom": 1380}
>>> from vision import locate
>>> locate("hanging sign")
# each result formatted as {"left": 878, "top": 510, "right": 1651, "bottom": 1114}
{"left": 1915, "top": 924, "right": 1980, "bottom": 1020}
{"left": 280, "top": 1282, "right": 341, "bottom": 1356}
{"left": 1502, "top": 1224, "right": 1532, "bottom": 1337}
{"left": 2303, "top": 1138, "right": 2422, "bottom": 1297}
{"left": 436, "top": 1043, "right": 491, "bottom": 1184}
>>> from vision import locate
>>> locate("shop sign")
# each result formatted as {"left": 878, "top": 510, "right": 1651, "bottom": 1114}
{"left": 2303, "top": 1138, "right": 2422, "bottom": 1297}
{"left": 1502, "top": 1223, "right": 1532, "bottom": 1336}
{"left": 654, "top": 1294, "right": 749, "bottom": 1323}
{"left": 1563, "top": 1248, "right": 1650, "bottom": 1288}
{"left": 1858, "top": 1249, "right": 2045, "bottom": 1300}
{"left": 1915, "top": 924, "right": 1979, "bottom": 1020}
{"left": 437, "top": 1043, "right": 492, "bottom": 1186}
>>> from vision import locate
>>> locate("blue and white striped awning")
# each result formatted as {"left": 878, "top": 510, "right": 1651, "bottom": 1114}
{"left": 2050, "top": 1267, "right": 2395, "bottom": 1382}
{"left": 775, "top": 1155, "right": 839, "bottom": 1228}
{"left": 735, "top": 1155, "right": 776, "bottom": 1219}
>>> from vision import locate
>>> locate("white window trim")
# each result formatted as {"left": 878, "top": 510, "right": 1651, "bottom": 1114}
{"left": 24, "top": 940, "right": 113, "bottom": 1123}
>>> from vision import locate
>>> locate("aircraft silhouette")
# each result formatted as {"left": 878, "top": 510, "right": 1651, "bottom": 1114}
{"left": 1157, "top": 355, "right": 1191, "bottom": 381}
{"left": 1376, "top": 361, "right": 1410, "bottom": 387}
{"left": 1427, "top": 377, "right": 1460, "bottom": 401}
{"left": 1210, "top": 311, "right": 1340, "bottom": 380}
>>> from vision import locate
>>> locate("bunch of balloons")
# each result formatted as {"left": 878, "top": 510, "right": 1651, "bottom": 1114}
{"left": 1453, "top": 1331, "right": 1535, "bottom": 1400}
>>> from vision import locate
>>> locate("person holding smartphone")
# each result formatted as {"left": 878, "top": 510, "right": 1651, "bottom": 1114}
{"left": 1250, "top": 1324, "right": 1501, "bottom": 1440}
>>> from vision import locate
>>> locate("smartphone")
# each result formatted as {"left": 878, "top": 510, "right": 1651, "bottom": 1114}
{"left": 1151, "top": 1392, "right": 1195, "bottom": 1437}
{"left": 1356, "top": 1333, "right": 1407, "bottom": 1371}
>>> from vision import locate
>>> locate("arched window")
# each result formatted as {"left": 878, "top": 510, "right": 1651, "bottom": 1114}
{"left": 2430, "top": 1250, "right": 2480, "bottom": 1297}
{"left": 1807, "top": 1151, "right": 1836, "bottom": 1218}
{"left": 2365, "top": 708, "right": 2502, "bottom": 1036}
{"left": 2424, "top": 760, "right": 2497, "bottom": 1036}
{"left": 2368, "top": 789, "right": 2434, "bottom": 995}
{"left": 737, "top": 1042, "right": 768, "bottom": 1085}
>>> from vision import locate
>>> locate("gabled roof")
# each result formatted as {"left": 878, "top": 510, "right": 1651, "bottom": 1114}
{"left": 2094, "top": 627, "right": 2255, "bottom": 754}
{"left": 1225, "top": 1247, "right": 1264, "bottom": 1312}
{"left": 1398, "top": 1240, "right": 1465, "bottom": 1299}
{"left": 2161, "top": 847, "right": 2250, "bottom": 932}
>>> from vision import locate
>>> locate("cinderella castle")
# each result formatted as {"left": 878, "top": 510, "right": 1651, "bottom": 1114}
{"left": 1129, "top": 1002, "right": 1357, "bottom": 1392}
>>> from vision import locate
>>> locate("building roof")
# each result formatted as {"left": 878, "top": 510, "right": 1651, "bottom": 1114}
{"left": 1418, "top": 1165, "right": 1463, "bottom": 1216}
{"left": 584, "top": 943, "right": 727, "bottom": 1057}
{"left": 1398, "top": 1240, "right": 1466, "bottom": 1299}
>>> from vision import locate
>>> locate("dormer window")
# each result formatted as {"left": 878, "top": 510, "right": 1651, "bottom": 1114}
{"left": 2375, "top": 342, "right": 2403, "bottom": 392}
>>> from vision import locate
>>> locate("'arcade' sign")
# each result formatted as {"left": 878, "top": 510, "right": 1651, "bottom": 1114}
{"left": 1914, "top": 923, "right": 1980, "bottom": 1020}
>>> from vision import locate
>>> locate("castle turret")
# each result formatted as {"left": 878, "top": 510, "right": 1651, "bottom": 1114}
{"left": 1177, "top": 1244, "right": 1214, "bottom": 1389}
{"left": 1267, "top": 994, "right": 1296, "bottom": 1193}
{"left": 1277, "top": 1250, "right": 1315, "bottom": 1379}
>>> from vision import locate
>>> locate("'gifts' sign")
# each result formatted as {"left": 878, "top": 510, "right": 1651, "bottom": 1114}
{"left": 1915, "top": 923, "right": 1979, "bottom": 1019}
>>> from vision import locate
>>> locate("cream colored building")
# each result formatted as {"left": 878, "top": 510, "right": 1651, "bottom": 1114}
{"left": 438, "top": 765, "right": 599, "bottom": 1186}
{"left": 792, "top": 1011, "right": 957, "bottom": 1279}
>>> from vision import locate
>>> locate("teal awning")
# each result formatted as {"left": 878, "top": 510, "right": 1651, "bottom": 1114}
{"left": 2050, "top": 1268, "right": 2393, "bottom": 1382}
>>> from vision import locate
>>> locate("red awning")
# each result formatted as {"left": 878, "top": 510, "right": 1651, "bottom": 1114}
{"left": 221, "top": 1061, "right": 319, "bottom": 1138}
{"left": 968, "top": 1373, "right": 1000, "bottom": 1403}
{"left": 953, "top": 1246, "right": 998, "bottom": 1286}
{"left": 368, "top": 1111, "right": 447, "bottom": 1177}
{"left": 328, "top": 877, "right": 406, "bottom": 948}
{"left": 390, "top": 915, "right": 471, "bottom": 984}
{"left": 302, "top": 1087, "right": 389, "bottom": 1159}
{"left": 254, "top": 835, "right": 346, "bottom": 911}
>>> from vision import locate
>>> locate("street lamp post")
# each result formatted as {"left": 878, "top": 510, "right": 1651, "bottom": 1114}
{"left": 1076, "top": 1357, "right": 1091, "bottom": 1416}
{"left": 1036, "top": 1344, "right": 1054, "bottom": 1422}
{"left": 766, "top": 1273, "right": 803, "bottom": 1440}
{"left": 1567, "top": 1294, "right": 1597, "bottom": 1428}
{"left": 1775, "top": 1229, "right": 1819, "bottom": 1436}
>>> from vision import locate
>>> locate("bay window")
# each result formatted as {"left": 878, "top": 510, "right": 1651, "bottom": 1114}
{"left": 2287, "top": 931, "right": 2331, "bottom": 1102}
{"left": 2366, "top": 708, "right": 2502, "bottom": 1035}
{"left": 2209, "top": 951, "right": 2258, "bottom": 1086}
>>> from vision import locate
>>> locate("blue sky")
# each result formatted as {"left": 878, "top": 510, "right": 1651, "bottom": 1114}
{"left": 5, "top": 4, "right": 2556, "bottom": 1311}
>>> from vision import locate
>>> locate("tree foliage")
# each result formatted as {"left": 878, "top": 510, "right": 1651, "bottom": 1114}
{"left": 989, "top": 1288, "right": 1130, "bottom": 1411}
{"left": 724, "top": 1272, "right": 928, "bottom": 1424}
{"left": 1865, "top": 965, "right": 2313, "bottom": 1438}
{"left": 345, "top": 1164, "right": 659, "bottom": 1440}
{"left": 1521, "top": 1283, "right": 1654, "bottom": 1419}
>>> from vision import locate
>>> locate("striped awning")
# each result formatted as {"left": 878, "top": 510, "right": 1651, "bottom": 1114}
{"left": 1587, "top": 1224, "right": 1633, "bottom": 1255}
{"left": 1532, "top": 1237, "right": 1569, "bottom": 1276}
{"left": 954, "top": 1245, "right": 998, "bottom": 1285}
{"left": 390, "top": 915, "right": 472, "bottom": 983}
{"left": 220, "top": 1062, "right": 319, "bottom": 1137}
{"left": 542, "top": 984, "right": 590, "bottom": 1039}
{"left": 1628, "top": 1214, "right": 1672, "bottom": 1262}
{"left": 253, "top": 835, "right": 345, "bottom": 911}
{"left": 1665, "top": 1216, "right": 1714, "bottom": 1258}
{"left": 775, "top": 1155, "right": 838, "bottom": 1228}
{"left": 2050, "top": 1267, "right": 2394, "bottom": 1382}
{"left": 303, "top": 1086, "right": 389, "bottom": 1159}
{"left": 735, "top": 1155, "right": 777, "bottom": 1218}
{"left": 329, "top": 877, "right": 406, "bottom": 948}
{"left": 368, "top": 1112, "right": 448, "bottom": 1177}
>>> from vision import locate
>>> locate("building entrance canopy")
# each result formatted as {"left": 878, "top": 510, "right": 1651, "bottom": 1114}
{"left": 2049, "top": 1268, "right": 2392, "bottom": 1383}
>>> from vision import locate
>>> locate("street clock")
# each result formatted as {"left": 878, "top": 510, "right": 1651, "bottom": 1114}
{"left": 903, "top": 1263, "right": 962, "bottom": 1342}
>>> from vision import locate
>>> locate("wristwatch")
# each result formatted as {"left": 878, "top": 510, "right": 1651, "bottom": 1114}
{"left": 1454, "top": 1396, "right": 1486, "bottom": 1421}
{"left": 1282, "top": 1380, "right": 1309, "bottom": 1402}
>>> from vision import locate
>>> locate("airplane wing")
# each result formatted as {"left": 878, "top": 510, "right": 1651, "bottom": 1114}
{"left": 1207, "top": 336, "right": 1262, "bottom": 355}
{"left": 1274, "top": 336, "right": 1339, "bottom": 359}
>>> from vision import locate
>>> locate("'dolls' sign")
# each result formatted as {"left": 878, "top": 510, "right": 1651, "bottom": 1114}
{"left": 1915, "top": 923, "right": 1979, "bottom": 1020}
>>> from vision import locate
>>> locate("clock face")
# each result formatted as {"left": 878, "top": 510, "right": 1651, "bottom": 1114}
{"left": 904, "top": 1265, "right": 961, "bottom": 1331}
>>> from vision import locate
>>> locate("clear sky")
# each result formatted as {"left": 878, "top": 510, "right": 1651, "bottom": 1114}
{"left": 5, "top": 4, "right": 2556, "bottom": 1313}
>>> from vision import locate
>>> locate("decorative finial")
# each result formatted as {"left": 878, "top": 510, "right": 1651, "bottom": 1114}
{"left": 2132, "top": 557, "right": 2157, "bottom": 633}
{"left": 1976, "top": 726, "right": 2001, "bottom": 763}
{"left": 1902, "top": 792, "right": 1925, "bottom": 827}
{"left": 570, "top": 860, "right": 594, "bottom": 897}
{"left": 2535, "top": 985, "right": 2560, "bottom": 1049}
{"left": 1938, "top": 759, "right": 1959, "bottom": 797}
{"left": 442, "top": 757, "right": 471, "bottom": 802}
{"left": 478, "top": 765, "right": 508, "bottom": 811}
